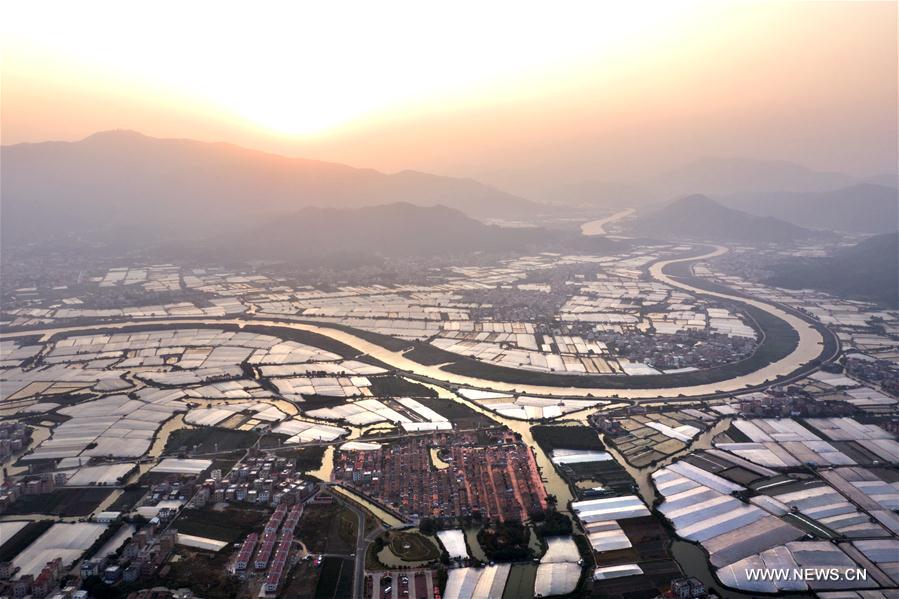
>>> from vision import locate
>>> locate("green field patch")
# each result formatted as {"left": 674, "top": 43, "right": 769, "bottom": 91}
{"left": 0, "top": 521, "right": 53, "bottom": 561}
{"left": 164, "top": 427, "right": 258, "bottom": 455}
{"left": 386, "top": 530, "right": 440, "bottom": 562}
{"left": 3, "top": 487, "right": 113, "bottom": 517}
{"left": 173, "top": 506, "right": 269, "bottom": 543}
{"left": 313, "top": 556, "right": 354, "bottom": 599}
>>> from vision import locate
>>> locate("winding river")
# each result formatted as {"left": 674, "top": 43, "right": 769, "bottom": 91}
{"left": 580, "top": 208, "right": 635, "bottom": 236}
{"left": 0, "top": 246, "right": 827, "bottom": 401}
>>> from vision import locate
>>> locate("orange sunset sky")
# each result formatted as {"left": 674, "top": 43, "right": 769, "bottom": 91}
{"left": 2, "top": 1, "right": 896, "bottom": 192}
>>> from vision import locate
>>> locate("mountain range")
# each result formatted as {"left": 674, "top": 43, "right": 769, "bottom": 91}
{"left": 717, "top": 183, "right": 898, "bottom": 234}
{"left": 767, "top": 232, "right": 899, "bottom": 307}
{"left": 650, "top": 157, "right": 857, "bottom": 197}
{"left": 3, "top": 131, "right": 895, "bottom": 253}
{"left": 0, "top": 130, "right": 541, "bottom": 247}
{"left": 625, "top": 194, "right": 825, "bottom": 243}
{"left": 532, "top": 157, "right": 879, "bottom": 208}
{"left": 200, "top": 202, "right": 574, "bottom": 262}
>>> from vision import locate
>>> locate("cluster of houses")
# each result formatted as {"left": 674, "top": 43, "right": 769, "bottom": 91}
{"left": 231, "top": 503, "right": 303, "bottom": 595}
{"left": 0, "top": 422, "right": 30, "bottom": 461}
{"left": 192, "top": 456, "right": 316, "bottom": 508}
{"left": 0, "top": 472, "right": 68, "bottom": 513}
{"left": 0, "top": 558, "right": 74, "bottom": 599}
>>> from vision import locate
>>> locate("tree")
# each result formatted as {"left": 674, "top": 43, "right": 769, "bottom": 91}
{"left": 81, "top": 576, "right": 121, "bottom": 599}
{"left": 419, "top": 518, "right": 437, "bottom": 536}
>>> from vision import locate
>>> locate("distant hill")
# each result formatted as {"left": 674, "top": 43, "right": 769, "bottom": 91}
{"left": 540, "top": 179, "right": 658, "bottom": 209}
{"left": 200, "top": 202, "right": 618, "bottom": 262}
{"left": 0, "top": 130, "right": 541, "bottom": 247}
{"left": 767, "top": 232, "right": 899, "bottom": 307}
{"left": 538, "top": 157, "right": 864, "bottom": 211}
{"left": 650, "top": 157, "right": 855, "bottom": 197}
{"left": 861, "top": 173, "right": 899, "bottom": 188}
{"left": 626, "top": 194, "right": 823, "bottom": 243}
{"left": 718, "top": 183, "right": 899, "bottom": 234}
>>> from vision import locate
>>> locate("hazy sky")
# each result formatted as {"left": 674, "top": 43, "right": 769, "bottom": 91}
{"left": 2, "top": 1, "right": 896, "bottom": 190}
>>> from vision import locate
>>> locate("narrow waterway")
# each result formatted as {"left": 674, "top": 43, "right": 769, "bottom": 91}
{"left": 308, "top": 445, "right": 334, "bottom": 481}
{"left": 580, "top": 209, "right": 635, "bottom": 236}
{"left": 330, "top": 484, "right": 405, "bottom": 528}
{"left": 600, "top": 417, "right": 734, "bottom": 507}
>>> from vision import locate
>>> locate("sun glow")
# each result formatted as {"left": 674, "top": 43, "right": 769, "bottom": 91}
{"left": 2, "top": 1, "right": 705, "bottom": 136}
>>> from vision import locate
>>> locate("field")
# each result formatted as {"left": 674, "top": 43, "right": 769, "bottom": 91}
{"left": 403, "top": 341, "right": 457, "bottom": 366}
{"left": 290, "top": 394, "right": 350, "bottom": 411}
{"left": 158, "top": 548, "right": 248, "bottom": 599}
{"left": 295, "top": 502, "right": 358, "bottom": 554}
{"left": 590, "top": 516, "right": 681, "bottom": 598}
{"left": 313, "top": 556, "right": 355, "bottom": 599}
{"left": 13, "top": 522, "right": 107, "bottom": 577}
{"left": 280, "top": 560, "right": 321, "bottom": 599}
{"left": 107, "top": 486, "right": 148, "bottom": 512}
{"left": 502, "top": 564, "right": 537, "bottom": 599}
{"left": 173, "top": 506, "right": 269, "bottom": 543}
{"left": 414, "top": 396, "right": 494, "bottom": 429}
{"left": 368, "top": 375, "right": 437, "bottom": 398}
{"left": 567, "top": 461, "right": 636, "bottom": 497}
{"left": 3, "top": 487, "right": 113, "bottom": 517}
{"left": 530, "top": 425, "right": 637, "bottom": 499}
{"left": 531, "top": 425, "right": 605, "bottom": 451}
{"left": 164, "top": 427, "right": 258, "bottom": 455}
{"left": 0, "top": 521, "right": 53, "bottom": 561}
{"left": 240, "top": 322, "right": 364, "bottom": 360}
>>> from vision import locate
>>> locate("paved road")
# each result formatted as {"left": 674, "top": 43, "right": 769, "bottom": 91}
{"left": 328, "top": 487, "right": 369, "bottom": 599}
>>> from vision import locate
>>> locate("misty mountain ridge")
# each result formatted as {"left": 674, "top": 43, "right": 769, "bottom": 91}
{"left": 717, "top": 183, "right": 899, "bottom": 234}
{"left": 539, "top": 179, "right": 659, "bottom": 210}
{"left": 1, "top": 130, "right": 542, "bottom": 247}
{"left": 626, "top": 194, "right": 827, "bottom": 243}
{"left": 767, "top": 232, "right": 899, "bottom": 308}
{"left": 650, "top": 156, "right": 857, "bottom": 196}
{"left": 195, "top": 202, "right": 620, "bottom": 262}
{"left": 539, "top": 157, "right": 883, "bottom": 210}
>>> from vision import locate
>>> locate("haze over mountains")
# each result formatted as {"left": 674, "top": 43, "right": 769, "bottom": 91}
{"left": 768, "top": 232, "right": 899, "bottom": 308}
{"left": 0, "top": 130, "right": 539, "bottom": 246}
{"left": 717, "top": 183, "right": 899, "bottom": 234}
{"left": 625, "top": 194, "right": 827, "bottom": 243}
{"left": 203, "top": 203, "right": 565, "bottom": 262}
{"left": 650, "top": 157, "right": 858, "bottom": 196}
{"left": 514, "top": 157, "right": 893, "bottom": 209}
{"left": 2, "top": 131, "right": 896, "bottom": 254}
